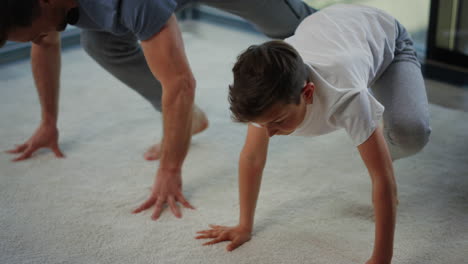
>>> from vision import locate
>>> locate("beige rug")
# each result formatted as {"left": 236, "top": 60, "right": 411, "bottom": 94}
{"left": 1, "top": 21, "right": 467, "bottom": 264}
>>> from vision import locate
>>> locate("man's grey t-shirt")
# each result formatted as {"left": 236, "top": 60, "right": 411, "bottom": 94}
{"left": 75, "top": 0, "right": 192, "bottom": 40}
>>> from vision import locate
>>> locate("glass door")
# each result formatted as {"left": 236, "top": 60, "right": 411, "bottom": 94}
{"left": 427, "top": 0, "right": 468, "bottom": 68}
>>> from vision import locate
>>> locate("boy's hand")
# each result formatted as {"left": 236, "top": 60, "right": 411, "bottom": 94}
{"left": 195, "top": 224, "right": 251, "bottom": 251}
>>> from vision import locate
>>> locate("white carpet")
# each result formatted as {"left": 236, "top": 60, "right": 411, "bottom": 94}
{"left": 1, "top": 21, "right": 467, "bottom": 264}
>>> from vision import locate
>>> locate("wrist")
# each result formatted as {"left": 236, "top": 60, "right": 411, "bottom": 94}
{"left": 370, "top": 252, "right": 392, "bottom": 264}
{"left": 41, "top": 118, "right": 57, "bottom": 127}
{"left": 158, "top": 167, "right": 182, "bottom": 175}
{"left": 238, "top": 223, "right": 253, "bottom": 233}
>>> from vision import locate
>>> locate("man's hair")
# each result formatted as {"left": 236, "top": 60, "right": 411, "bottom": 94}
{"left": 229, "top": 40, "right": 308, "bottom": 123}
{"left": 0, "top": 0, "right": 41, "bottom": 47}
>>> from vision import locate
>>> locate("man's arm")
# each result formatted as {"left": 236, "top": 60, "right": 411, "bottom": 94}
{"left": 7, "top": 32, "right": 64, "bottom": 161}
{"left": 357, "top": 126, "right": 398, "bottom": 264}
{"left": 196, "top": 124, "right": 269, "bottom": 251}
{"left": 133, "top": 15, "right": 196, "bottom": 219}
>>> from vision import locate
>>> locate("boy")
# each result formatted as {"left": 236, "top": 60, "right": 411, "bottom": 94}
{"left": 195, "top": 4, "right": 431, "bottom": 264}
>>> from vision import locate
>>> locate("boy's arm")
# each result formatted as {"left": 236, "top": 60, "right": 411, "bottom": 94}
{"left": 357, "top": 126, "right": 397, "bottom": 264}
{"left": 238, "top": 124, "right": 270, "bottom": 231}
{"left": 7, "top": 32, "right": 65, "bottom": 161}
{"left": 196, "top": 124, "right": 269, "bottom": 251}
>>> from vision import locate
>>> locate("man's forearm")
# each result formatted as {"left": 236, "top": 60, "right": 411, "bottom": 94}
{"left": 159, "top": 78, "right": 195, "bottom": 171}
{"left": 31, "top": 33, "right": 61, "bottom": 125}
{"left": 371, "top": 180, "right": 397, "bottom": 263}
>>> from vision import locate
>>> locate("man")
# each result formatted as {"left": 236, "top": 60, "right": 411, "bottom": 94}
{"left": 0, "top": 0, "right": 316, "bottom": 220}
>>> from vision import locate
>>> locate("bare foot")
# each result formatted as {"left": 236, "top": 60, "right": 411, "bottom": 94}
{"left": 144, "top": 105, "right": 209, "bottom": 161}
{"left": 144, "top": 144, "right": 162, "bottom": 161}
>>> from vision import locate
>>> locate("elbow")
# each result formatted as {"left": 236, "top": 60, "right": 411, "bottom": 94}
{"left": 163, "top": 75, "right": 196, "bottom": 105}
{"left": 33, "top": 32, "right": 61, "bottom": 48}
{"left": 372, "top": 179, "right": 398, "bottom": 206}
{"left": 240, "top": 152, "right": 266, "bottom": 173}
{"left": 175, "top": 75, "right": 196, "bottom": 98}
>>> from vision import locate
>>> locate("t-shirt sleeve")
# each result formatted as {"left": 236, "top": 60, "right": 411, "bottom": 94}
{"left": 333, "top": 90, "right": 384, "bottom": 146}
{"left": 120, "top": 0, "right": 178, "bottom": 40}
{"left": 250, "top": 122, "right": 262, "bottom": 128}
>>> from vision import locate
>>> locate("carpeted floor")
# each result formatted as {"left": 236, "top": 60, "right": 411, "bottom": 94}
{"left": 1, "top": 21, "right": 467, "bottom": 264}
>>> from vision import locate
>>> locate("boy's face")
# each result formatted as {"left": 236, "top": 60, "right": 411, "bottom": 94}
{"left": 252, "top": 82, "right": 315, "bottom": 137}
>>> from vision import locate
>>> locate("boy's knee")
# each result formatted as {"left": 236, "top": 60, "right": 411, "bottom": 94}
{"left": 386, "top": 120, "right": 431, "bottom": 155}
{"left": 261, "top": 1, "right": 316, "bottom": 39}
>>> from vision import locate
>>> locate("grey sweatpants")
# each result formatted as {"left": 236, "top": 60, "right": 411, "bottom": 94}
{"left": 80, "top": 0, "right": 316, "bottom": 111}
{"left": 370, "top": 21, "right": 431, "bottom": 160}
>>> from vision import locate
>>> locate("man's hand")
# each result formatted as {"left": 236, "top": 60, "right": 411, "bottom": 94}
{"left": 6, "top": 123, "right": 64, "bottom": 161}
{"left": 195, "top": 225, "right": 252, "bottom": 251}
{"left": 133, "top": 168, "right": 194, "bottom": 220}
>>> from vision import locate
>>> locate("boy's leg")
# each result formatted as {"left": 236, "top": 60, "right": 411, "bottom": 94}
{"left": 370, "top": 23, "right": 431, "bottom": 160}
{"left": 197, "top": 0, "right": 317, "bottom": 39}
{"left": 80, "top": 30, "right": 163, "bottom": 111}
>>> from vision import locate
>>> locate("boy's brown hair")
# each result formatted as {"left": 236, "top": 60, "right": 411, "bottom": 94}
{"left": 229, "top": 40, "right": 308, "bottom": 123}
{"left": 0, "top": 0, "right": 41, "bottom": 48}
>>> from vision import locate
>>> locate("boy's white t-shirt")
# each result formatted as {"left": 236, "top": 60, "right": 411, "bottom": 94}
{"left": 285, "top": 4, "right": 397, "bottom": 146}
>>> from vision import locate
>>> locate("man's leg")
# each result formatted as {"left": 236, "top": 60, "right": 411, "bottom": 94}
{"left": 197, "top": 0, "right": 317, "bottom": 39}
{"left": 80, "top": 30, "right": 164, "bottom": 111}
{"left": 370, "top": 23, "right": 431, "bottom": 160}
{"left": 80, "top": 30, "right": 208, "bottom": 160}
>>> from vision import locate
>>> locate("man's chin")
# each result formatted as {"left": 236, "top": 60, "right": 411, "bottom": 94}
{"left": 56, "top": 22, "right": 68, "bottom": 32}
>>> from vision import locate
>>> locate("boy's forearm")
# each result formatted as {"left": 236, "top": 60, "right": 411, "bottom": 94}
{"left": 357, "top": 127, "right": 397, "bottom": 263}
{"left": 31, "top": 33, "right": 61, "bottom": 126}
{"left": 371, "top": 179, "right": 397, "bottom": 263}
{"left": 238, "top": 157, "right": 265, "bottom": 232}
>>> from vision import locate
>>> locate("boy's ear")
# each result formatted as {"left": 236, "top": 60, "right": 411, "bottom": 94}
{"left": 302, "top": 82, "right": 315, "bottom": 104}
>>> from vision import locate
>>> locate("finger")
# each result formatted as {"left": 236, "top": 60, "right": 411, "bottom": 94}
{"left": 195, "top": 235, "right": 213, "bottom": 239}
{"left": 6, "top": 144, "right": 27, "bottom": 154}
{"left": 12, "top": 147, "right": 36, "bottom": 162}
{"left": 51, "top": 144, "right": 65, "bottom": 158}
{"left": 196, "top": 230, "right": 220, "bottom": 239}
{"left": 177, "top": 195, "right": 195, "bottom": 210}
{"left": 151, "top": 198, "right": 165, "bottom": 221}
{"left": 203, "top": 235, "right": 228, "bottom": 246}
{"left": 196, "top": 230, "right": 218, "bottom": 237}
{"left": 209, "top": 224, "right": 224, "bottom": 229}
{"left": 196, "top": 230, "right": 212, "bottom": 234}
{"left": 168, "top": 196, "right": 182, "bottom": 218}
{"left": 132, "top": 196, "right": 157, "bottom": 214}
